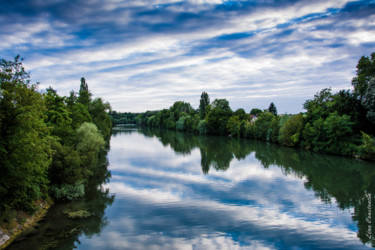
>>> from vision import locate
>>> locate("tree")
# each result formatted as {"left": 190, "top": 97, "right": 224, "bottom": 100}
{"left": 331, "top": 89, "right": 367, "bottom": 133}
{"left": 303, "top": 88, "right": 333, "bottom": 122}
{"left": 253, "top": 112, "right": 275, "bottom": 141}
{"left": 199, "top": 92, "right": 210, "bottom": 119}
{"left": 358, "top": 132, "right": 375, "bottom": 160}
{"left": 78, "top": 77, "right": 92, "bottom": 106}
{"left": 352, "top": 52, "right": 375, "bottom": 100}
{"left": 234, "top": 108, "right": 248, "bottom": 121}
{"left": 76, "top": 122, "right": 105, "bottom": 174}
{"left": 206, "top": 99, "right": 233, "bottom": 135}
{"left": 302, "top": 112, "right": 354, "bottom": 155}
{"left": 226, "top": 116, "right": 241, "bottom": 137}
{"left": 278, "top": 114, "right": 304, "bottom": 147}
{"left": 89, "top": 98, "right": 112, "bottom": 139}
{"left": 198, "top": 120, "right": 208, "bottom": 135}
{"left": 0, "top": 56, "right": 53, "bottom": 212}
{"left": 268, "top": 102, "right": 277, "bottom": 116}
{"left": 44, "top": 87, "right": 74, "bottom": 145}
{"left": 362, "top": 77, "right": 375, "bottom": 125}
{"left": 250, "top": 108, "right": 262, "bottom": 116}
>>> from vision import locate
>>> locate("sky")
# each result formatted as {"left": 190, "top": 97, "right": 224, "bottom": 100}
{"left": 1, "top": 0, "right": 375, "bottom": 113}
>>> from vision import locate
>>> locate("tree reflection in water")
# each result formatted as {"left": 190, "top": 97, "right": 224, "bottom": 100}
{"left": 141, "top": 127, "right": 375, "bottom": 246}
{"left": 8, "top": 150, "right": 115, "bottom": 250}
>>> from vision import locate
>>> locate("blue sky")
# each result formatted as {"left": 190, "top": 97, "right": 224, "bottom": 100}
{"left": 1, "top": 0, "right": 375, "bottom": 113}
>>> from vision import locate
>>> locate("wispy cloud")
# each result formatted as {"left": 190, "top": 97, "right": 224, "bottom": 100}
{"left": 1, "top": 0, "right": 374, "bottom": 113}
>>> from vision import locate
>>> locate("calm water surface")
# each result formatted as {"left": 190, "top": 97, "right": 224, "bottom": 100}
{"left": 9, "top": 127, "right": 375, "bottom": 249}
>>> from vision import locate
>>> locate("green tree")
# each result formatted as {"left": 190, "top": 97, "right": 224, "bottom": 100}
{"left": 362, "top": 77, "right": 375, "bottom": 125}
{"left": 253, "top": 112, "right": 276, "bottom": 141}
{"left": 234, "top": 108, "right": 248, "bottom": 121}
{"left": 358, "top": 132, "right": 375, "bottom": 160}
{"left": 250, "top": 108, "right": 262, "bottom": 116}
{"left": 76, "top": 122, "right": 105, "bottom": 175}
{"left": 78, "top": 77, "right": 92, "bottom": 106}
{"left": 323, "top": 113, "right": 354, "bottom": 155}
{"left": 44, "top": 87, "right": 74, "bottom": 145}
{"left": 66, "top": 90, "right": 77, "bottom": 110}
{"left": 0, "top": 56, "right": 53, "bottom": 213}
{"left": 278, "top": 114, "right": 304, "bottom": 147}
{"left": 303, "top": 88, "right": 333, "bottom": 122}
{"left": 352, "top": 52, "right": 375, "bottom": 100}
{"left": 206, "top": 99, "right": 233, "bottom": 135}
{"left": 199, "top": 92, "right": 210, "bottom": 119}
{"left": 303, "top": 112, "right": 354, "bottom": 155}
{"left": 268, "top": 102, "right": 277, "bottom": 116}
{"left": 226, "top": 116, "right": 241, "bottom": 137}
{"left": 71, "top": 103, "right": 92, "bottom": 130}
{"left": 89, "top": 98, "right": 112, "bottom": 139}
{"left": 176, "top": 115, "right": 187, "bottom": 131}
{"left": 198, "top": 120, "right": 208, "bottom": 135}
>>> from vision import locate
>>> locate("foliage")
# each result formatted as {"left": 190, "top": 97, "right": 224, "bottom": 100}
{"left": 358, "top": 132, "right": 375, "bottom": 160}
{"left": 250, "top": 108, "right": 262, "bottom": 116}
{"left": 0, "top": 55, "right": 112, "bottom": 218}
{"left": 77, "top": 77, "right": 92, "bottom": 106}
{"left": 199, "top": 92, "right": 210, "bottom": 119}
{"left": 226, "top": 116, "right": 241, "bottom": 137}
{"left": 134, "top": 52, "right": 375, "bottom": 161}
{"left": 44, "top": 87, "right": 75, "bottom": 145}
{"left": 303, "top": 112, "right": 354, "bottom": 155}
{"left": 234, "top": 108, "right": 248, "bottom": 121}
{"left": 206, "top": 99, "right": 233, "bottom": 135}
{"left": 70, "top": 102, "right": 92, "bottom": 130}
{"left": 89, "top": 98, "right": 112, "bottom": 139}
{"left": 176, "top": 115, "right": 187, "bottom": 131}
{"left": 352, "top": 52, "right": 375, "bottom": 100}
{"left": 253, "top": 112, "right": 276, "bottom": 141}
{"left": 76, "top": 122, "right": 105, "bottom": 172}
{"left": 198, "top": 120, "right": 208, "bottom": 135}
{"left": 109, "top": 111, "right": 139, "bottom": 125}
{"left": 362, "top": 77, "right": 375, "bottom": 125}
{"left": 268, "top": 102, "right": 277, "bottom": 116}
{"left": 278, "top": 114, "right": 304, "bottom": 147}
{"left": 0, "top": 56, "right": 53, "bottom": 213}
{"left": 50, "top": 182, "right": 85, "bottom": 201}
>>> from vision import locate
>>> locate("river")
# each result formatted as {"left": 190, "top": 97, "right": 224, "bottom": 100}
{"left": 8, "top": 127, "right": 375, "bottom": 249}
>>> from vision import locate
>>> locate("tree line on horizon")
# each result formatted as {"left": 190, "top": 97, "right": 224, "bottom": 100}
{"left": 133, "top": 52, "right": 375, "bottom": 161}
{"left": 0, "top": 56, "right": 112, "bottom": 224}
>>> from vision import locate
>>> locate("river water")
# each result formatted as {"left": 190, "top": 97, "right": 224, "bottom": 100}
{"left": 8, "top": 127, "right": 375, "bottom": 249}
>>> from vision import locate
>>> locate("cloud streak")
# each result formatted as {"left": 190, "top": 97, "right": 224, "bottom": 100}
{"left": 1, "top": 0, "right": 374, "bottom": 113}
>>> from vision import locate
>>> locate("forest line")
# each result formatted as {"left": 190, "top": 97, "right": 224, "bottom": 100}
{"left": 120, "top": 52, "right": 375, "bottom": 161}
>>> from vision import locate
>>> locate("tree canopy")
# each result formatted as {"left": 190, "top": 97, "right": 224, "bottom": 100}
{"left": 0, "top": 56, "right": 112, "bottom": 220}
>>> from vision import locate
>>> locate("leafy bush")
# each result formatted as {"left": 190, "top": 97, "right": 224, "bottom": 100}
{"left": 358, "top": 132, "right": 375, "bottom": 160}
{"left": 176, "top": 116, "right": 186, "bottom": 131}
{"left": 50, "top": 182, "right": 85, "bottom": 201}
{"left": 198, "top": 120, "right": 208, "bottom": 135}
{"left": 76, "top": 122, "right": 105, "bottom": 171}
{"left": 278, "top": 114, "right": 304, "bottom": 147}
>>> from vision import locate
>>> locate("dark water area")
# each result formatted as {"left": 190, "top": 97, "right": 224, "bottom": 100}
{"left": 8, "top": 127, "right": 375, "bottom": 249}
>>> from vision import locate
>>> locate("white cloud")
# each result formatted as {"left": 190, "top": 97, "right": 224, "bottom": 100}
{"left": 4, "top": 0, "right": 373, "bottom": 113}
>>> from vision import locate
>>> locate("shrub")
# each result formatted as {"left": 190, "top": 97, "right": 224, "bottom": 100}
{"left": 278, "top": 114, "right": 304, "bottom": 147}
{"left": 358, "top": 132, "right": 375, "bottom": 160}
{"left": 50, "top": 182, "right": 85, "bottom": 201}
{"left": 198, "top": 120, "right": 208, "bottom": 135}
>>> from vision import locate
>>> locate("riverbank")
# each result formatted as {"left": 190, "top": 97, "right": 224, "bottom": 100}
{"left": 0, "top": 198, "right": 53, "bottom": 249}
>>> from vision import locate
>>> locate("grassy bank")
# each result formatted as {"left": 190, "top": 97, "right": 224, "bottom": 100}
{"left": 0, "top": 198, "right": 53, "bottom": 249}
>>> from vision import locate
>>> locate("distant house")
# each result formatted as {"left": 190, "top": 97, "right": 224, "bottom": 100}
{"left": 250, "top": 115, "right": 258, "bottom": 123}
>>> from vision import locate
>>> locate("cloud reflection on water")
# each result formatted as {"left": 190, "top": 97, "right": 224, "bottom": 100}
{"left": 77, "top": 128, "right": 371, "bottom": 249}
